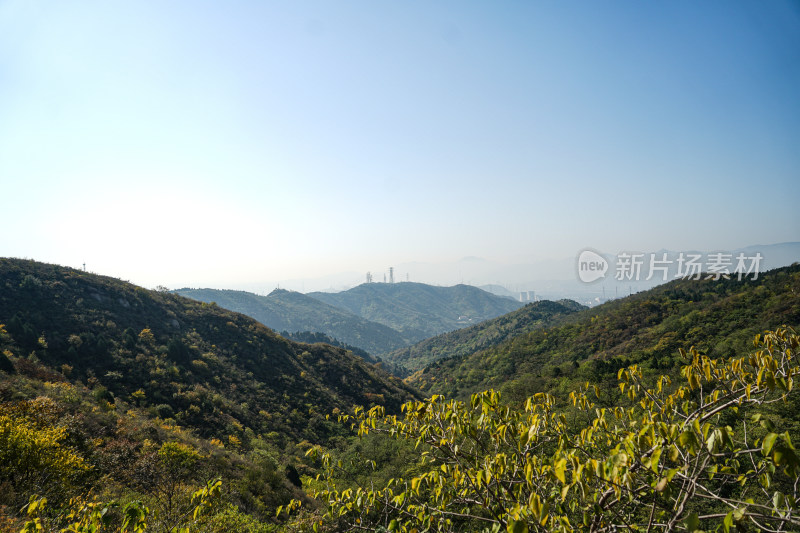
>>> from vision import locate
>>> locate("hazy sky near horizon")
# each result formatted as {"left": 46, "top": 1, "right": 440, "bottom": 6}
{"left": 1, "top": 1, "right": 798, "bottom": 289}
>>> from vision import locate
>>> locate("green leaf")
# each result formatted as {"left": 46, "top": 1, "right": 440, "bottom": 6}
{"left": 507, "top": 519, "right": 529, "bottom": 533}
{"left": 773, "top": 491, "right": 785, "bottom": 510}
{"left": 762, "top": 433, "right": 778, "bottom": 456}
{"left": 684, "top": 512, "right": 700, "bottom": 532}
{"left": 650, "top": 447, "right": 662, "bottom": 474}
{"left": 679, "top": 430, "right": 698, "bottom": 454}
{"left": 723, "top": 512, "right": 733, "bottom": 533}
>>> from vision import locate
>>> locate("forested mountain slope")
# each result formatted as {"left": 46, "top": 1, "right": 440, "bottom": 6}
{"left": 0, "top": 259, "right": 417, "bottom": 443}
{"left": 308, "top": 282, "right": 523, "bottom": 342}
{"left": 175, "top": 287, "right": 411, "bottom": 355}
{"left": 410, "top": 265, "right": 800, "bottom": 400}
{"left": 385, "top": 299, "right": 585, "bottom": 373}
{"left": 0, "top": 258, "right": 422, "bottom": 531}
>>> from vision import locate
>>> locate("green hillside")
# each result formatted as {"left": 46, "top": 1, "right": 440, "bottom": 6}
{"left": 306, "top": 328, "right": 800, "bottom": 532}
{"left": 279, "top": 330, "right": 375, "bottom": 362}
{"left": 385, "top": 299, "right": 585, "bottom": 373}
{"left": 295, "top": 268, "right": 800, "bottom": 532}
{"left": 175, "top": 287, "right": 411, "bottom": 354}
{"left": 0, "top": 259, "right": 418, "bottom": 442}
{"left": 0, "top": 258, "right": 421, "bottom": 530}
{"left": 279, "top": 330, "right": 408, "bottom": 376}
{"left": 410, "top": 265, "right": 800, "bottom": 400}
{"left": 308, "top": 282, "right": 523, "bottom": 342}
{"left": 4, "top": 259, "right": 798, "bottom": 532}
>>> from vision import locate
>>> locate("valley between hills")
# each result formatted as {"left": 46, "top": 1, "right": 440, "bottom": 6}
{"left": 1, "top": 257, "right": 799, "bottom": 532}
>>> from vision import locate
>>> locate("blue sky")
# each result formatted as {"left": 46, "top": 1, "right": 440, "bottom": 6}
{"left": 1, "top": 1, "right": 798, "bottom": 290}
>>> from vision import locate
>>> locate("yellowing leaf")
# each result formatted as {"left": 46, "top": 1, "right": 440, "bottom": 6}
{"left": 554, "top": 458, "right": 567, "bottom": 484}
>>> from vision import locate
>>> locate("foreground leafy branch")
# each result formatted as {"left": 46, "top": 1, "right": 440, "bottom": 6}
{"left": 20, "top": 478, "right": 222, "bottom": 533}
{"left": 302, "top": 327, "right": 800, "bottom": 532}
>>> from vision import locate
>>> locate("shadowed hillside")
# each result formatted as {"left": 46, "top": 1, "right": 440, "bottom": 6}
{"left": 175, "top": 287, "right": 411, "bottom": 355}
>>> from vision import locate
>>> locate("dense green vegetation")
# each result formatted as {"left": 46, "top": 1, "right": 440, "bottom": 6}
{"left": 279, "top": 331, "right": 375, "bottom": 362}
{"left": 280, "top": 331, "right": 408, "bottom": 377}
{"left": 385, "top": 299, "right": 585, "bottom": 374}
{"left": 0, "top": 260, "right": 417, "bottom": 443}
{"left": 308, "top": 282, "right": 523, "bottom": 343}
{"left": 411, "top": 266, "right": 800, "bottom": 402}
{"left": 0, "top": 370, "right": 297, "bottom": 532}
{"left": 175, "top": 287, "right": 411, "bottom": 355}
{"left": 2, "top": 258, "right": 798, "bottom": 532}
{"left": 283, "top": 267, "right": 799, "bottom": 531}
{"left": 299, "top": 328, "right": 800, "bottom": 532}
{"left": 0, "top": 258, "right": 419, "bottom": 530}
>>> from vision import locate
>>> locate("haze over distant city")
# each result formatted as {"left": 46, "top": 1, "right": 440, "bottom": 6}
{"left": 2, "top": 2, "right": 798, "bottom": 292}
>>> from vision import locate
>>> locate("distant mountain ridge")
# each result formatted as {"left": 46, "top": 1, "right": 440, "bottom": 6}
{"left": 174, "top": 287, "right": 411, "bottom": 354}
{"left": 177, "top": 283, "right": 524, "bottom": 357}
{"left": 478, "top": 284, "right": 519, "bottom": 299}
{"left": 308, "top": 282, "right": 523, "bottom": 343}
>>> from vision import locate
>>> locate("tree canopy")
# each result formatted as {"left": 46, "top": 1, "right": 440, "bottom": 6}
{"left": 300, "top": 328, "right": 800, "bottom": 532}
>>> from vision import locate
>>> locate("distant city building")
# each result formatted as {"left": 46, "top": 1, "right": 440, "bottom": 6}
{"left": 518, "top": 291, "right": 536, "bottom": 302}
